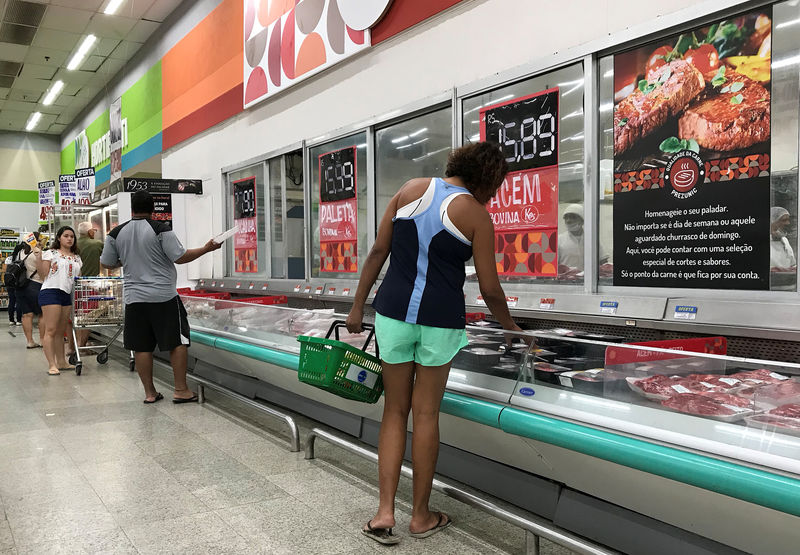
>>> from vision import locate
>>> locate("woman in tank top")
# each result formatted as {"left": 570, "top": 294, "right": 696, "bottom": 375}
{"left": 347, "top": 142, "right": 528, "bottom": 544}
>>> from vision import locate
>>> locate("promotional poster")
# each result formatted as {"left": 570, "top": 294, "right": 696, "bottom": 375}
{"left": 75, "top": 168, "right": 95, "bottom": 204}
{"left": 612, "top": 8, "right": 772, "bottom": 289}
{"left": 109, "top": 97, "right": 122, "bottom": 183}
{"left": 152, "top": 194, "right": 173, "bottom": 230}
{"left": 233, "top": 176, "right": 258, "bottom": 273}
{"left": 480, "top": 88, "right": 559, "bottom": 276}
{"left": 38, "top": 180, "right": 55, "bottom": 223}
{"left": 319, "top": 146, "right": 358, "bottom": 273}
{"left": 59, "top": 174, "right": 77, "bottom": 205}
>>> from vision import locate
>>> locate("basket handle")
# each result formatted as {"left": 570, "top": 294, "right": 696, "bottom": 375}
{"left": 325, "top": 320, "right": 379, "bottom": 357}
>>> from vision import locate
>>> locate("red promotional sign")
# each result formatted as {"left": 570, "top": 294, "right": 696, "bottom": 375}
{"left": 605, "top": 336, "right": 727, "bottom": 366}
{"left": 480, "top": 88, "right": 559, "bottom": 276}
{"left": 319, "top": 146, "right": 358, "bottom": 273}
{"left": 232, "top": 176, "right": 258, "bottom": 273}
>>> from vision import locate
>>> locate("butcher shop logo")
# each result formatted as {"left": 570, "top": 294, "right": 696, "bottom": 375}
{"left": 665, "top": 151, "right": 704, "bottom": 199}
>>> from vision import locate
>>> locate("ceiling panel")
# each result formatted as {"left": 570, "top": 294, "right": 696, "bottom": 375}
{"left": 94, "top": 36, "right": 119, "bottom": 56}
{"left": 0, "top": 109, "right": 30, "bottom": 124}
{"left": 95, "top": 55, "right": 124, "bottom": 77}
{"left": 0, "top": 60, "right": 22, "bottom": 76}
{"left": 2, "top": 98, "right": 38, "bottom": 111}
{"left": 108, "top": 39, "right": 140, "bottom": 60}
{"left": 47, "top": 122, "right": 65, "bottom": 133}
{"left": 39, "top": 5, "right": 91, "bottom": 32}
{"left": 19, "top": 62, "right": 55, "bottom": 79}
{"left": 143, "top": 0, "right": 180, "bottom": 23}
{"left": 51, "top": 91, "right": 73, "bottom": 106}
{"left": 13, "top": 75, "right": 49, "bottom": 91}
{"left": 125, "top": 18, "right": 157, "bottom": 43}
{"left": 24, "top": 45, "right": 67, "bottom": 66}
{"left": 31, "top": 28, "right": 80, "bottom": 50}
{"left": 0, "top": 42, "right": 27, "bottom": 62}
{"left": 0, "top": 22, "right": 37, "bottom": 45}
{"left": 50, "top": 0, "right": 104, "bottom": 10}
{"left": 112, "top": 0, "right": 156, "bottom": 20}
{"left": 81, "top": 54, "right": 104, "bottom": 71}
{"left": 5, "top": 1, "right": 46, "bottom": 27}
{"left": 7, "top": 88, "right": 40, "bottom": 102}
{"left": 85, "top": 13, "right": 138, "bottom": 40}
{"left": 0, "top": 89, "right": 8, "bottom": 101}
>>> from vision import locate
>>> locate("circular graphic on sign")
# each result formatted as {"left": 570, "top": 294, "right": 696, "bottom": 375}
{"left": 357, "top": 370, "right": 367, "bottom": 383}
{"left": 665, "top": 151, "right": 704, "bottom": 194}
{"left": 337, "top": 0, "right": 393, "bottom": 31}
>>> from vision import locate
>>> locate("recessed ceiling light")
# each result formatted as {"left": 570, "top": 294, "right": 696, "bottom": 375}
{"left": 42, "top": 80, "right": 64, "bottom": 106}
{"left": 104, "top": 0, "right": 125, "bottom": 15}
{"left": 67, "top": 35, "right": 97, "bottom": 71}
{"left": 26, "top": 112, "right": 42, "bottom": 131}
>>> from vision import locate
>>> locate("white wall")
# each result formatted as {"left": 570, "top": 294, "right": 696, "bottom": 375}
{"left": 161, "top": 0, "right": 753, "bottom": 277}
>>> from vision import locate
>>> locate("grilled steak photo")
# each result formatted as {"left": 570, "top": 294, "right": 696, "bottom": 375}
{"left": 678, "top": 71, "right": 770, "bottom": 152}
{"left": 614, "top": 60, "right": 705, "bottom": 154}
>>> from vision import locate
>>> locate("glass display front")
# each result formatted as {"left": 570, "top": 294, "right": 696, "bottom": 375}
{"left": 462, "top": 63, "right": 587, "bottom": 285}
{"left": 599, "top": 1, "right": 798, "bottom": 292}
{"left": 226, "top": 163, "right": 267, "bottom": 277}
{"left": 310, "top": 132, "right": 368, "bottom": 278}
{"left": 374, "top": 107, "right": 453, "bottom": 225}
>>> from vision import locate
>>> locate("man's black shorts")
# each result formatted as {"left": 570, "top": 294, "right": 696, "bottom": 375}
{"left": 124, "top": 296, "right": 191, "bottom": 352}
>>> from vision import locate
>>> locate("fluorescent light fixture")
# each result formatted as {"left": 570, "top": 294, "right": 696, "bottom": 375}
{"left": 42, "top": 80, "right": 64, "bottom": 106}
{"left": 104, "top": 0, "right": 125, "bottom": 15}
{"left": 25, "top": 112, "right": 42, "bottom": 131}
{"left": 67, "top": 35, "right": 97, "bottom": 70}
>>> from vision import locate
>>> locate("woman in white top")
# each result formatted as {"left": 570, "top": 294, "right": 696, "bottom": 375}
{"left": 36, "top": 226, "right": 82, "bottom": 375}
{"left": 770, "top": 207, "right": 796, "bottom": 270}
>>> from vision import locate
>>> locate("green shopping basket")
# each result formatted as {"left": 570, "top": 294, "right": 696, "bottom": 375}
{"left": 297, "top": 320, "right": 383, "bottom": 403}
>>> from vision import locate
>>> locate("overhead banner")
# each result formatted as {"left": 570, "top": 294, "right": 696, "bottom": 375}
{"left": 109, "top": 97, "right": 123, "bottom": 183}
{"left": 232, "top": 176, "right": 258, "bottom": 273}
{"left": 38, "top": 180, "right": 55, "bottom": 223}
{"left": 152, "top": 194, "right": 173, "bottom": 230}
{"left": 480, "top": 88, "right": 559, "bottom": 276}
{"left": 319, "top": 146, "right": 358, "bottom": 273}
{"left": 59, "top": 174, "right": 77, "bottom": 205}
{"left": 122, "top": 177, "right": 203, "bottom": 194}
{"left": 75, "top": 168, "right": 95, "bottom": 204}
{"left": 612, "top": 7, "right": 772, "bottom": 290}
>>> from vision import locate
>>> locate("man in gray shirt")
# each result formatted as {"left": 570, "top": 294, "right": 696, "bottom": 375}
{"left": 101, "top": 190, "right": 220, "bottom": 403}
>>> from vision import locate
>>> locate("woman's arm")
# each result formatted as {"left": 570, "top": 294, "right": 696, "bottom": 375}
{"left": 34, "top": 249, "right": 50, "bottom": 279}
{"left": 345, "top": 192, "right": 400, "bottom": 333}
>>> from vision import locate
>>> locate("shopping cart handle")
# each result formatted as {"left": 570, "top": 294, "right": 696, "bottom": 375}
{"left": 325, "top": 320, "right": 378, "bottom": 357}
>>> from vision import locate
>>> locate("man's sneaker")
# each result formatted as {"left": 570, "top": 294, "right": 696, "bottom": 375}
{"left": 8, "top": 321, "right": 16, "bottom": 326}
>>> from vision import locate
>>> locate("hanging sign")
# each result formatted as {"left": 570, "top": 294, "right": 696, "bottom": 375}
{"left": 59, "top": 174, "right": 77, "bottom": 205}
{"left": 152, "top": 194, "right": 173, "bottom": 230}
{"left": 233, "top": 176, "right": 258, "bottom": 273}
{"left": 612, "top": 7, "right": 772, "bottom": 290}
{"left": 319, "top": 146, "right": 358, "bottom": 273}
{"left": 38, "top": 180, "right": 55, "bottom": 223}
{"left": 109, "top": 97, "right": 123, "bottom": 183}
{"left": 480, "top": 88, "right": 559, "bottom": 276}
{"left": 122, "top": 177, "right": 203, "bottom": 194}
{"left": 75, "top": 168, "right": 95, "bottom": 204}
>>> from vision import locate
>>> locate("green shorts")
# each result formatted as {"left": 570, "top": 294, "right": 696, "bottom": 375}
{"left": 374, "top": 313, "right": 468, "bottom": 367}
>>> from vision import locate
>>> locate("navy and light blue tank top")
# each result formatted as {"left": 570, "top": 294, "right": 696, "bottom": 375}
{"left": 372, "top": 178, "right": 473, "bottom": 329}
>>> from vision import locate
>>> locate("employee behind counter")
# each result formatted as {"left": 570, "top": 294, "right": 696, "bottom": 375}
{"left": 558, "top": 204, "right": 610, "bottom": 273}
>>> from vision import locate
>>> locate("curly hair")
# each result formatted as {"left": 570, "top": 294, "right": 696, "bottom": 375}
{"left": 445, "top": 142, "right": 508, "bottom": 204}
{"left": 52, "top": 226, "right": 80, "bottom": 255}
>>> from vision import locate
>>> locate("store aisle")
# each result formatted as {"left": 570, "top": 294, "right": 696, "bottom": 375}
{"left": 0, "top": 328, "right": 575, "bottom": 554}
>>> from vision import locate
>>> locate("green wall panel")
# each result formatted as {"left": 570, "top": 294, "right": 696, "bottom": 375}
{"left": 122, "top": 62, "right": 163, "bottom": 155}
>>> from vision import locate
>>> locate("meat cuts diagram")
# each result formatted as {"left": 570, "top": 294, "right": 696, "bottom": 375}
{"left": 612, "top": 8, "right": 772, "bottom": 290}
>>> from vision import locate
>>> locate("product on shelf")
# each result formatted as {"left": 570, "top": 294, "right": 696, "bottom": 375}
{"left": 661, "top": 393, "right": 754, "bottom": 421}
{"left": 729, "top": 368, "right": 789, "bottom": 384}
{"left": 685, "top": 374, "right": 743, "bottom": 390}
{"left": 533, "top": 362, "right": 571, "bottom": 384}
{"left": 769, "top": 403, "right": 800, "bottom": 418}
{"left": 745, "top": 414, "right": 800, "bottom": 436}
{"left": 627, "top": 374, "right": 712, "bottom": 400}
{"left": 558, "top": 368, "right": 631, "bottom": 395}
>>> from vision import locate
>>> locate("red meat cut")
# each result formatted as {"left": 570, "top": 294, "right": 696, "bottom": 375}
{"left": 769, "top": 403, "right": 800, "bottom": 418}
{"left": 661, "top": 393, "right": 738, "bottom": 416}
{"left": 698, "top": 392, "right": 750, "bottom": 408}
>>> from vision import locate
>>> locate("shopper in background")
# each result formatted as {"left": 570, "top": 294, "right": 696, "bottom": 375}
{"left": 557, "top": 203, "right": 610, "bottom": 273}
{"left": 770, "top": 206, "right": 796, "bottom": 270}
{"left": 100, "top": 190, "right": 221, "bottom": 403}
{"left": 75, "top": 221, "right": 104, "bottom": 350}
{"left": 17, "top": 232, "right": 44, "bottom": 349}
{"left": 36, "top": 226, "right": 82, "bottom": 375}
{"left": 4, "top": 242, "right": 25, "bottom": 325}
{"left": 346, "top": 142, "right": 528, "bottom": 544}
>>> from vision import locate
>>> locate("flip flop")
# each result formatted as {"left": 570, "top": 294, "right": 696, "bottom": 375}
{"left": 26, "top": 344, "right": 41, "bottom": 349}
{"left": 409, "top": 512, "right": 451, "bottom": 539}
{"left": 172, "top": 394, "right": 199, "bottom": 404}
{"left": 362, "top": 520, "right": 401, "bottom": 545}
{"left": 143, "top": 392, "right": 164, "bottom": 404}
{"left": 47, "top": 369, "right": 61, "bottom": 376}
{"left": 58, "top": 366, "right": 76, "bottom": 372}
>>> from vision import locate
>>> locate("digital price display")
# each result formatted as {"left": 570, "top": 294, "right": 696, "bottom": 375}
{"left": 319, "top": 146, "right": 356, "bottom": 203}
{"left": 481, "top": 88, "right": 559, "bottom": 173}
{"left": 233, "top": 178, "right": 256, "bottom": 219}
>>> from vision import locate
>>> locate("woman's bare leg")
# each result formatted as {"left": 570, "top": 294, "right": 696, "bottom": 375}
{"left": 40, "top": 305, "right": 63, "bottom": 374}
{"left": 408, "top": 362, "right": 451, "bottom": 533}
{"left": 368, "top": 361, "right": 415, "bottom": 530}
{"left": 55, "top": 306, "right": 72, "bottom": 368}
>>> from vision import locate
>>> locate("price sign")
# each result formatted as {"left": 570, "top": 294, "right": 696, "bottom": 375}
{"left": 294, "top": 284, "right": 302, "bottom": 292}
{"left": 303, "top": 285, "right": 312, "bottom": 294}
{"left": 539, "top": 298, "right": 555, "bottom": 310}
{"left": 319, "top": 146, "right": 358, "bottom": 273}
{"left": 249, "top": 282, "right": 255, "bottom": 289}
{"left": 232, "top": 177, "right": 258, "bottom": 273}
{"left": 481, "top": 88, "right": 560, "bottom": 277}
{"left": 674, "top": 305, "right": 698, "bottom": 320}
{"left": 481, "top": 89, "right": 559, "bottom": 173}
{"left": 342, "top": 288, "right": 351, "bottom": 296}
{"left": 600, "top": 301, "right": 619, "bottom": 314}
{"left": 327, "top": 287, "right": 336, "bottom": 295}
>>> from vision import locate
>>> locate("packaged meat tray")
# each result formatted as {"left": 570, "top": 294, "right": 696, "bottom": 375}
{"left": 768, "top": 403, "right": 800, "bottom": 418}
{"left": 554, "top": 357, "right": 605, "bottom": 371}
{"left": 751, "top": 380, "right": 800, "bottom": 408}
{"left": 745, "top": 414, "right": 800, "bottom": 437}
{"left": 626, "top": 375, "right": 711, "bottom": 400}
{"left": 452, "top": 347, "right": 501, "bottom": 371}
{"left": 661, "top": 393, "right": 756, "bottom": 422}
{"left": 729, "top": 368, "right": 790, "bottom": 385}
{"left": 559, "top": 369, "right": 630, "bottom": 396}
{"left": 533, "top": 362, "right": 571, "bottom": 385}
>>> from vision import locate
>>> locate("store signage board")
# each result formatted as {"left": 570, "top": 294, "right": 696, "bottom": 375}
{"left": 539, "top": 297, "right": 555, "bottom": 310}
{"left": 38, "top": 180, "right": 55, "bottom": 223}
{"left": 480, "top": 88, "right": 559, "bottom": 277}
{"left": 232, "top": 176, "right": 258, "bottom": 273}
{"left": 600, "top": 300, "right": 619, "bottom": 314}
{"left": 123, "top": 178, "right": 203, "bottom": 195}
{"left": 612, "top": 7, "right": 772, "bottom": 290}
{"left": 75, "top": 168, "right": 95, "bottom": 204}
{"left": 319, "top": 146, "right": 358, "bottom": 273}
{"left": 152, "top": 194, "right": 173, "bottom": 229}
{"left": 674, "top": 305, "right": 698, "bottom": 320}
{"left": 605, "top": 336, "right": 726, "bottom": 366}
{"left": 59, "top": 174, "right": 77, "bottom": 205}
{"left": 243, "top": 1, "right": 394, "bottom": 108}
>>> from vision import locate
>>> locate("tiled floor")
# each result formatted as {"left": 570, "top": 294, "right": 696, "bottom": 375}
{"left": 0, "top": 325, "right": 577, "bottom": 554}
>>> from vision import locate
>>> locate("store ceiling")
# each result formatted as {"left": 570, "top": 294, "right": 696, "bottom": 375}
{"left": 0, "top": 0, "right": 182, "bottom": 135}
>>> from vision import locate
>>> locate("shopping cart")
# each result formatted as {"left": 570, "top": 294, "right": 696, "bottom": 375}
{"left": 69, "top": 277, "right": 132, "bottom": 375}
